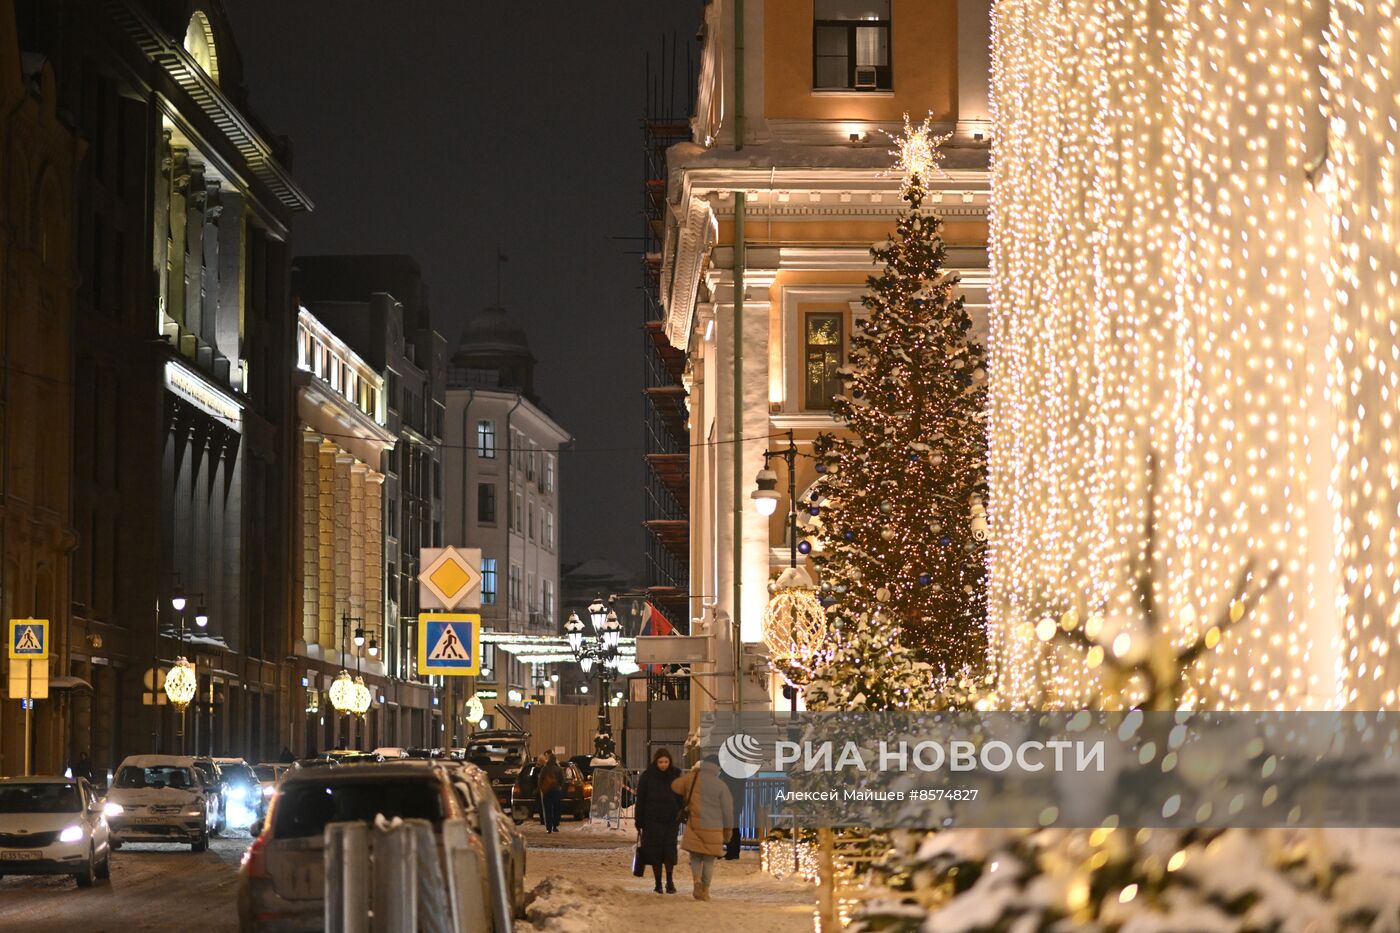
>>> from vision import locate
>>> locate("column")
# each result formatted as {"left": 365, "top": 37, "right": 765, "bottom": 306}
{"left": 334, "top": 453, "right": 353, "bottom": 655}
{"left": 365, "top": 472, "right": 385, "bottom": 656}
{"left": 302, "top": 433, "right": 321, "bottom": 647}
{"left": 350, "top": 463, "right": 366, "bottom": 621}
{"left": 317, "top": 440, "right": 337, "bottom": 651}
{"left": 955, "top": 0, "right": 991, "bottom": 140}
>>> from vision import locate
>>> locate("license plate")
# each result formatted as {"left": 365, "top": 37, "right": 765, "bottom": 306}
{"left": 136, "top": 816, "right": 167, "bottom": 823}
{"left": 0, "top": 851, "right": 39, "bottom": 860}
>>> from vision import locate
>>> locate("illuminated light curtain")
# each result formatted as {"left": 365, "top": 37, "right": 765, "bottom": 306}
{"left": 1323, "top": 0, "right": 1400, "bottom": 708}
{"left": 987, "top": 0, "right": 1361, "bottom": 709}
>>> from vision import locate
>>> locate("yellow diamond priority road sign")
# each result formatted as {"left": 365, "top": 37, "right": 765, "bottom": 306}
{"left": 418, "top": 547, "right": 482, "bottom": 611}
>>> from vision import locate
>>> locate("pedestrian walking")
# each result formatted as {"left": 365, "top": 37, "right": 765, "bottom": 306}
{"left": 539, "top": 751, "right": 564, "bottom": 833}
{"left": 635, "top": 747, "right": 684, "bottom": 893}
{"left": 72, "top": 751, "right": 94, "bottom": 784}
{"left": 671, "top": 754, "right": 734, "bottom": 901}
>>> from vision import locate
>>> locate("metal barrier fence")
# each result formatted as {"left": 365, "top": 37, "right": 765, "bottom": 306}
{"left": 324, "top": 811, "right": 512, "bottom": 933}
{"left": 589, "top": 767, "right": 640, "bottom": 829}
{"left": 740, "top": 775, "right": 788, "bottom": 845}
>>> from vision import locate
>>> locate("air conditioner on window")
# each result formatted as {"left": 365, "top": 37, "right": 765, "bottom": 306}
{"left": 854, "top": 67, "right": 878, "bottom": 88}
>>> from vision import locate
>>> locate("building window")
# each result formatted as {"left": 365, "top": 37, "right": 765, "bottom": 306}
{"left": 804, "top": 313, "right": 845, "bottom": 409}
{"left": 481, "top": 557, "right": 498, "bottom": 605}
{"left": 478, "top": 483, "right": 497, "bottom": 524}
{"left": 543, "top": 579, "right": 555, "bottom": 621}
{"left": 813, "top": 0, "right": 892, "bottom": 91}
{"left": 509, "top": 563, "right": 522, "bottom": 609}
{"left": 481, "top": 643, "right": 497, "bottom": 679}
{"left": 526, "top": 444, "right": 536, "bottom": 481}
{"left": 512, "top": 491, "right": 523, "bottom": 532}
{"left": 527, "top": 500, "right": 535, "bottom": 541}
{"left": 545, "top": 454, "right": 556, "bottom": 493}
{"left": 544, "top": 510, "right": 555, "bottom": 551}
{"left": 477, "top": 419, "right": 496, "bottom": 458}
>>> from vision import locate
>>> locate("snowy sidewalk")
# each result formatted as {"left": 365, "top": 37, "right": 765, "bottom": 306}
{"left": 517, "top": 821, "right": 815, "bottom": 931}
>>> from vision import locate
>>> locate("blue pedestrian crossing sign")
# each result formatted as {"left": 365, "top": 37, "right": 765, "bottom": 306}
{"left": 8, "top": 619, "right": 49, "bottom": 660}
{"left": 417, "top": 613, "right": 481, "bottom": 677}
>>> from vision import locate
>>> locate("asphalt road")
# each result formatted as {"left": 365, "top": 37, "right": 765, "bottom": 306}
{"left": 0, "top": 830, "right": 248, "bottom": 933}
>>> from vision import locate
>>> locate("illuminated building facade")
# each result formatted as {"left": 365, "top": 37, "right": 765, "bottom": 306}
{"left": 13, "top": 0, "right": 310, "bottom": 770}
{"left": 0, "top": 0, "right": 83, "bottom": 774}
{"left": 663, "top": 0, "right": 992, "bottom": 721}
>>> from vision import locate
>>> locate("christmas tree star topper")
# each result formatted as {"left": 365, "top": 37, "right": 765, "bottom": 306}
{"left": 886, "top": 112, "right": 951, "bottom": 191}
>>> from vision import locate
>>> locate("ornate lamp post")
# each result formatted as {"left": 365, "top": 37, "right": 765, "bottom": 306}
{"left": 566, "top": 600, "right": 623, "bottom": 760}
{"left": 164, "top": 588, "right": 210, "bottom": 752}
{"left": 752, "top": 431, "right": 829, "bottom": 703}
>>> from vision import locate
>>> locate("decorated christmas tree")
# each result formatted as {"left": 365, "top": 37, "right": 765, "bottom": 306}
{"left": 812, "top": 114, "right": 989, "bottom": 671}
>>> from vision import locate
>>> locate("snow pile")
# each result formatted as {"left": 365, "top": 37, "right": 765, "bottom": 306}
{"left": 519, "top": 876, "right": 611, "bottom": 933}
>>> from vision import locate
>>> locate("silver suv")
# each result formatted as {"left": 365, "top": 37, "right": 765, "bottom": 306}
{"left": 105, "top": 755, "right": 216, "bottom": 851}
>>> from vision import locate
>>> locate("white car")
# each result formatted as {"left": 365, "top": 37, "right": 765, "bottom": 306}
{"left": 372, "top": 746, "right": 410, "bottom": 759}
{"left": 0, "top": 776, "right": 111, "bottom": 886}
{"left": 104, "top": 755, "right": 216, "bottom": 851}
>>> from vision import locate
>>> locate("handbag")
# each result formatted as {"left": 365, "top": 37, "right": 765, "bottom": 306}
{"left": 676, "top": 769, "right": 698, "bottom": 826}
{"left": 632, "top": 831, "right": 646, "bottom": 877}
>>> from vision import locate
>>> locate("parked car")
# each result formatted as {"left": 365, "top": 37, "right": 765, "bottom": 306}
{"left": 462, "top": 731, "right": 530, "bottom": 811}
{"left": 510, "top": 760, "right": 591, "bottom": 822}
{"left": 215, "top": 759, "right": 266, "bottom": 826}
{"left": 251, "top": 764, "right": 290, "bottom": 805}
{"left": 372, "top": 747, "right": 410, "bottom": 760}
{"left": 192, "top": 757, "right": 227, "bottom": 833}
{"left": 104, "top": 755, "right": 216, "bottom": 851}
{"left": 290, "top": 757, "right": 337, "bottom": 771}
{"left": 238, "top": 763, "right": 470, "bottom": 931}
{"left": 0, "top": 776, "right": 111, "bottom": 886}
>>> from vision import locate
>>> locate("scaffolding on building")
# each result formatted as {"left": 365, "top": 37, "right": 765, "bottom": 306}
{"left": 641, "top": 33, "right": 696, "bottom": 634}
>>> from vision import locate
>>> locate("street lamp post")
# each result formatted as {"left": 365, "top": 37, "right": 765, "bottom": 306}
{"left": 565, "top": 599, "right": 623, "bottom": 760}
{"left": 751, "top": 431, "right": 827, "bottom": 709}
{"left": 165, "top": 588, "right": 209, "bottom": 754}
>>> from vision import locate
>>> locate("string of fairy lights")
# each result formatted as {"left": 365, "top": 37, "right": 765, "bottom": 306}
{"left": 987, "top": 0, "right": 1398, "bottom": 711}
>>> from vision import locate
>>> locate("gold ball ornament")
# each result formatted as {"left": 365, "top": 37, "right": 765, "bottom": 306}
{"left": 328, "top": 669, "right": 356, "bottom": 713}
{"left": 163, "top": 657, "right": 197, "bottom": 712}
{"left": 762, "top": 568, "right": 829, "bottom": 686}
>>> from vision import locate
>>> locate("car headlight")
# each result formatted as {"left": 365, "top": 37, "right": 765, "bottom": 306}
{"left": 59, "top": 825, "right": 85, "bottom": 844}
{"left": 184, "top": 806, "right": 204, "bottom": 817}
{"left": 103, "top": 802, "right": 124, "bottom": 818}
{"left": 261, "top": 785, "right": 274, "bottom": 797}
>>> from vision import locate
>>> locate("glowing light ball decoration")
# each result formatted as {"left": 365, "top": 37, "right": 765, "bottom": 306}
{"left": 762, "top": 567, "right": 829, "bottom": 686}
{"left": 164, "top": 657, "right": 197, "bottom": 712}
{"left": 328, "top": 670, "right": 356, "bottom": 713}
{"left": 351, "top": 676, "right": 372, "bottom": 717}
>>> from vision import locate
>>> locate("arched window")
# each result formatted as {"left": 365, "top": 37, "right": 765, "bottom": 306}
{"left": 184, "top": 12, "right": 220, "bottom": 84}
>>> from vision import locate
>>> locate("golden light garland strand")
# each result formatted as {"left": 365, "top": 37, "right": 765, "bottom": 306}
{"left": 987, "top": 0, "right": 1398, "bottom": 710}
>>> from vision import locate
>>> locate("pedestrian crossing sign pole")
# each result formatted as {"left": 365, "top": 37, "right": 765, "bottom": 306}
{"left": 8, "top": 619, "right": 50, "bottom": 776}
{"left": 417, "top": 613, "right": 481, "bottom": 677}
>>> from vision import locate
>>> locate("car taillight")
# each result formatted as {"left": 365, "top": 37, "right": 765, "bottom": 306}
{"left": 242, "top": 831, "right": 271, "bottom": 879}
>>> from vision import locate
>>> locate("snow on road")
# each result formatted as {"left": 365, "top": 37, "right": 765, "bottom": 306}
{"left": 517, "top": 821, "right": 816, "bottom": 932}
{"left": 0, "top": 830, "right": 247, "bottom": 933}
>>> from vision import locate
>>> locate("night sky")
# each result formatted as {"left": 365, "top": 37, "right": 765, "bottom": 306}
{"left": 225, "top": 1, "right": 702, "bottom": 577}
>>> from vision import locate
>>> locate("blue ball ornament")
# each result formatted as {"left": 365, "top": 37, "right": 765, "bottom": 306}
{"left": 815, "top": 462, "right": 828, "bottom": 474}
{"left": 843, "top": 530, "right": 855, "bottom": 542}
{"left": 918, "top": 573, "right": 933, "bottom": 586}
{"left": 939, "top": 535, "right": 952, "bottom": 546}
{"left": 808, "top": 506, "right": 820, "bottom": 516}
{"left": 797, "top": 540, "right": 812, "bottom": 555}
{"left": 820, "top": 597, "right": 837, "bottom": 608}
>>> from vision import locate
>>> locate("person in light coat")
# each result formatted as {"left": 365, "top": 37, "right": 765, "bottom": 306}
{"left": 670, "top": 755, "right": 734, "bottom": 900}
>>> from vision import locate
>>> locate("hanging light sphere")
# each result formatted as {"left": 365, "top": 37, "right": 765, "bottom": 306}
{"left": 164, "top": 657, "right": 197, "bottom": 712}
{"left": 762, "top": 568, "right": 828, "bottom": 687}
{"left": 351, "top": 676, "right": 372, "bottom": 717}
{"left": 328, "top": 670, "right": 356, "bottom": 713}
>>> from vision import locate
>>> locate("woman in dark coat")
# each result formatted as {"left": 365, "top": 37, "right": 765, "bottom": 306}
{"left": 634, "top": 747, "right": 684, "bottom": 893}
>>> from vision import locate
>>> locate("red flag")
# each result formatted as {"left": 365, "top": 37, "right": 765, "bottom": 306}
{"left": 639, "top": 602, "right": 675, "bottom": 672}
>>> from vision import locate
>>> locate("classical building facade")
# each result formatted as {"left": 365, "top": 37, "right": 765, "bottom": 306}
{"left": 294, "top": 256, "right": 447, "bottom": 749}
{"left": 0, "top": 0, "right": 83, "bottom": 775}
{"left": 15, "top": 0, "right": 309, "bottom": 771}
{"left": 442, "top": 307, "right": 570, "bottom": 734}
{"left": 662, "top": 0, "right": 992, "bottom": 723}
{"left": 291, "top": 306, "right": 395, "bottom": 753}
